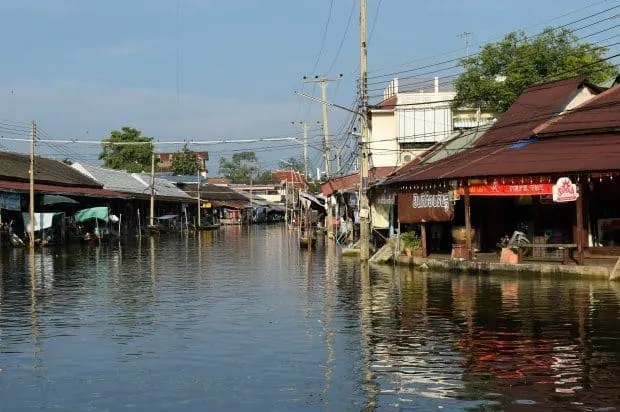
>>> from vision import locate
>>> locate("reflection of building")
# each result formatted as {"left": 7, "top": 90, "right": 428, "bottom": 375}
{"left": 156, "top": 151, "right": 209, "bottom": 173}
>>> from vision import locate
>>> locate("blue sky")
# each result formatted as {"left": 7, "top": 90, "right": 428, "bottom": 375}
{"left": 0, "top": 0, "right": 617, "bottom": 175}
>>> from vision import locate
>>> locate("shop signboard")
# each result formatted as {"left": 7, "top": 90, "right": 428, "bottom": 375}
{"left": 461, "top": 180, "right": 553, "bottom": 196}
{"left": 552, "top": 177, "right": 579, "bottom": 203}
{"left": 398, "top": 191, "right": 454, "bottom": 223}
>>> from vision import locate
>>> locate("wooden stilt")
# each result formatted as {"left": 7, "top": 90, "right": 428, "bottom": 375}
{"left": 464, "top": 184, "right": 472, "bottom": 261}
{"left": 576, "top": 184, "right": 584, "bottom": 265}
{"left": 421, "top": 222, "right": 428, "bottom": 258}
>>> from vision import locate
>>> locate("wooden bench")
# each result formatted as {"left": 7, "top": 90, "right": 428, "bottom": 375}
{"left": 516, "top": 243, "right": 578, "bottom": 265}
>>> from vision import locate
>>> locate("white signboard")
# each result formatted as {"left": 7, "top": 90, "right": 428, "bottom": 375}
{"left": 552, "top": 177, "right": 579, "bottom": 203}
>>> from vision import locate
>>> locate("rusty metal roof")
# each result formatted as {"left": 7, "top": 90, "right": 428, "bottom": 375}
{"left": 387, "top": 133, "right": 620, "bottom": 183}
{"left": 322, "top": 167, "right": 397, "bottom": 196}
{"left": 0, "top": 152, "right": 102, "bottom": 187}
{"left": 536, "top": 84, "right": 620, "bottom": 136}
{"left": 473, "top": 76, "right": 590, "bottom": 147}
{"left": 0, "top": 180, "right": 129, "bottom": 198}
{"left": 384, "top": 76, "right": 620, "bottom": 185}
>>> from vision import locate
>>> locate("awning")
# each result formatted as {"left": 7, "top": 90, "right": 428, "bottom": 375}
{"left": 22, "top": 212, "right": 63, "bottom": 232}
{"left": 74, "top": 207, "right": 110, "bottom": 223}
{"left": 157, "top": 214, "right": 178, "bottom": 220}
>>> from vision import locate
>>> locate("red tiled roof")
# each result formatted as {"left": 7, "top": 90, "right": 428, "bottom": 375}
{"left": 373, "top": 95, "right": 396, "bottom": 110}
{"left": 273, "top": 170, "right": 307, "bottom": 188}
{"left": 473, "top": 76, "right": 590, "bottom": 147}
{"left": 322, "top": 167, "right": 397, "bottom": 196}
{"left": 0, "top": 180, "right": 130, "bottom": 198}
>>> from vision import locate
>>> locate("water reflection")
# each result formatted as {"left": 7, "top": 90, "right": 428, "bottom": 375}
{"left": 0, "top": 227, "right": 618, "bottom": 411}
{"left": 361, "top": 267, "right": 620, "bottom": 410}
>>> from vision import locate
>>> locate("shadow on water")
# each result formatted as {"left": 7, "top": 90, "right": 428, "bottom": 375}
{"left": 0, "top": 226, "right": 619, "bottom": 410}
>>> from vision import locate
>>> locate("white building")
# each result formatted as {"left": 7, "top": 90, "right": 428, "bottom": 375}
{"left": 369, "top": 77, "right": 493, "bottom": 167}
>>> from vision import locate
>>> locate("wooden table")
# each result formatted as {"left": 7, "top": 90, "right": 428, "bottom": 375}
{"left": 516, "top": 243, "right": 578, "bottom": 265}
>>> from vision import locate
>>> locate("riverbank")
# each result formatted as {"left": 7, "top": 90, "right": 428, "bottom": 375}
{"left": 390, "top": 253, "right": 618, "bottom": 280}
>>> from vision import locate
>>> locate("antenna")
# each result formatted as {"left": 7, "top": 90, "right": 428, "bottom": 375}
{"left": 458, "top": 31, "right": 473, "bottom": 59}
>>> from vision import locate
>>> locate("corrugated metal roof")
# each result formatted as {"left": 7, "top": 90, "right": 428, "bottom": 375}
{"left": 134, "top": 173, "right": 192, "bottom": 200}
{"left": 182, "top": 183, "right": 248, "bottom": 202}
{"left": 0, "top": 152, "right": 102, "bottom": 187}
{"left": 473, "top": 76, "right": 590, "bottom": 147}
{"left": 321, "top": 167, "right": 397, "bottom": 196}
{"left": 0, "top": 180, "right": 129, "bottom": 198}
{"left": 383, "top": 76, "right": 619, "bottom": 185}
{"left": 72, "top": 163, "right": 191, "bottom": 201}
{"left": 388, "top": 134, "right": 620, "bottom": 182}
{"left": 72, "top": 163, "right": 150, "bottom": 194}
{"left": 536, "top": 84, "right": 620, "bottom": 136}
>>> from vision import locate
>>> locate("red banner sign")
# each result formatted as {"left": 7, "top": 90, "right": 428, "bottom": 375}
{"left": 459, "top": 182, "right": 554, "bottom": 196}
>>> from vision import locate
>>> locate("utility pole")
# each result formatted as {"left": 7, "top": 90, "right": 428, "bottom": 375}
{"left": 149, "top": 152, "right": 155, "bottom": 227}
{"left": 359, "top": 0, "right": 371, "bottom": 261}
{"left": 303, "top": 75, "right": 342, "bottom": 241}
{"left": 28, "top": 121, "right": 36, "bottom": 249}
{"left": 303, "top": 75, "right": 342, "bottom": 179}
{"left": 196, "top": 168, "right": 201, "bottom": 227}
{"left": 292, "top": 121, "right": 319, "bottom": 179}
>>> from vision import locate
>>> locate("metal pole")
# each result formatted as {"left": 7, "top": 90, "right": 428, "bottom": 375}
{"left": 149, "top": 152, "right": 155, "bottom": 227}
{"left": 29, "top": 121, "right": 36, "bottom": 249}
{"left": 359, "top": 0, "right": 371, "bottom": 261}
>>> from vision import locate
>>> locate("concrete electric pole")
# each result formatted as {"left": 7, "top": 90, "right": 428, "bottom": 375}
{"left": 359, "top": 0, "right": 371, "bottom": 261}
{"left": 302, "top": 75, "right": 342, "bottom": 179}
{"left": 302, "top": 75, "right": 342, "bottom": 241}
{"left": 29, "top": 121, "right": 36, "bottom": 249}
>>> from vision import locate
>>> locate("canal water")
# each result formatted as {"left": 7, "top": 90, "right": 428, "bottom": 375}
{"left": 1, "top": 225, "right": 619, "bottom": 411}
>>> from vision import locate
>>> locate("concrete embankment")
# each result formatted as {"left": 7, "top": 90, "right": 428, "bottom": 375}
{"left": 365, "top": 243, "right": 617, "bottom": 280}
{"left": 393, "top": 255, "right": 613, "bottom": 280}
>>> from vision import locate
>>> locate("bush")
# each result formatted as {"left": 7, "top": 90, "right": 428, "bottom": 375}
{"left": 401, "top": 231, "right": 421, "bottom": 251}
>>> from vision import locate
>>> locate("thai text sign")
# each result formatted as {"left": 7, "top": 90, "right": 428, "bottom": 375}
{"left": 412, "top": 191, "right": 452, "bottom": 211}
{"left": 552, "top": 177, "right": 579, "bottom": 203}
{"left": 398, "top": 192, "right": 454, "bottom": 224}
{"left": 461, "top": 181, "right": 554, "bottom": 196}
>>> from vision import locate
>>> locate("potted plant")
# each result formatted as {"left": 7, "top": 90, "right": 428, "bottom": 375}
{"left": 401, "top": 231, "right": 422, "bottom": 257}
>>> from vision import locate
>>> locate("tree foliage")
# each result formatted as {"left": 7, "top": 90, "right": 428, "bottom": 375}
{"left": 453, "top": 28, "right": 618, "bottom": 114}
{"left": 99, "top": 127, "right": 153, "bottom": 173}
{"left": 218, "top": 151, "right": 261, "bottom": 184}
{"left": 278, "top": 157, "right": 305, "bottom": 173}
{"left": 171, "top": 144, "right": 199, "bottom": 175}
{"left": 256, "top": 170, "right": 276, "bottom": 184}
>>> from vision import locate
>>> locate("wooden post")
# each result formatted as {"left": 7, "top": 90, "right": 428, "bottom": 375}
{"left": 420, "top": 222, "right": 428, "bottom": 258}
{"left": 576, "top": 184, "right": 584, "bottom": 265}
{"left": 464, "top": 184, "right": 472, "bottom": 260}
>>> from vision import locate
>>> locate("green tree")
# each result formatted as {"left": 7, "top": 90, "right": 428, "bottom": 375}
{"left": 256, "top": 170, "right": 276, "bottom": 184}
{"left": 99, "top": 127, "right": 153, "bottom": 173}
{"left": 219, "top": 151, "right": 261, "bottom": 183}
{"left": 278, "top": 157, "right": 305, "bottom": 173}
{"left": 171, "top": 144, "right": 199, "bottom": 175}
{"left": 453, "top": 28, "right": 618, "bottom": 114}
